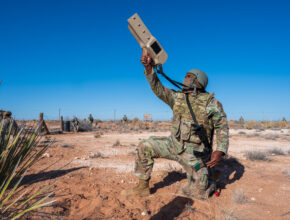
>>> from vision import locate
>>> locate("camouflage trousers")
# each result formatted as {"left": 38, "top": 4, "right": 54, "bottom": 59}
{"left": 134, "top": 135, "right": 209, "bottom": 190}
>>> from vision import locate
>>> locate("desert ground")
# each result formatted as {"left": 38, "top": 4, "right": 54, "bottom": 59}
{"left": 22, "top": 121, "right": 290, "bottom": 220}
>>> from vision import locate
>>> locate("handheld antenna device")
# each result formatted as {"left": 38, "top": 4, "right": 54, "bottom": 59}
{"left": 128, "top": 13, "right": 168, "bottom": 66}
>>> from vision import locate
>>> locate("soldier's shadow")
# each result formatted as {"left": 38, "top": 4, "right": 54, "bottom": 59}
{"left": 151, "top": 171, "right": 186, "bottom": 194}
{"left": 215, "top": 157, "right": 245, "bottom": 191}
{"left": 151, "top": 157, "right": 244, "bottom": 195}
{"left": 149, "top": 196, "right": 193, "bottom": 220}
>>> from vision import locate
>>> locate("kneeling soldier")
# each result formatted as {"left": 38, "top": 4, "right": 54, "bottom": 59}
{"left": 121, "top": 50, "right": 229, "bottom": 200}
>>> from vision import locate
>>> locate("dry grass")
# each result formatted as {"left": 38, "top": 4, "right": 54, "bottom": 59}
{"left": 243, "top": 120, "right": 262, "bottom": 130}
{"left": 246, "top": 133, "right": 260, "bottom": 138}
{"left": 61, "top": 143, "right": 73, "bottom": 149}
{"left": 112, "top": 139, "right": 120, "bottom": 146}
{"left": 267, "top": 148, "right": 285, "bottom": 155}
{"left": 185, "top": 203, "right": 195, "bottom": 213}
{"left": 128, "top": 151, "right": 136, "bottom": 156}
{"left": 89, "top": 152, "right": 104, "bottom": 159}
{"left": 232, "top": 189, "right": 247, "bottom": 204}
{"left": 263, "top": 134, "right": 279, "bottom": 140}
{"left": 230, "top": 120, "right": 289, "bottom": 130}
{"left": 94, "top": 131, "right": 103, "bottom": 138}
{"left": 220, "top": 209, "right": 240, "bottom": 220}
{"left": 245, "top": 151, "right": 270, "bottom": 161}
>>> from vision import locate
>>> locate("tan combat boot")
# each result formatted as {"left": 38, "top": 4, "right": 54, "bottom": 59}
{"left": 120, "top": 179, "right": 150, "bottom": 197}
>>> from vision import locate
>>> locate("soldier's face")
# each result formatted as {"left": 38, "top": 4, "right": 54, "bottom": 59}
{"left": 183, "top": 73, "right": 195, "bottom": 88}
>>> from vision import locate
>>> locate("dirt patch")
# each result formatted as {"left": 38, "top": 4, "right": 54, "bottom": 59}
{"left": 23, "top": 129, "right": 290, "bottom": 219}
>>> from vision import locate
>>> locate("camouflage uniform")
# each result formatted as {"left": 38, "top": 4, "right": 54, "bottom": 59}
{"left": 122, "top": 114, "right": 128, "bottom": 123}
{"left": 72, "top": 118, "right": 79, "bottom": 133}
{"left": 0, "top": 112, "right": 18, "bottom": 137}
{"left": 88, "top": 114, "right": 94, "bottom": 124}
{"left": 134, "top": 68, "right": 229, "bottom": 192}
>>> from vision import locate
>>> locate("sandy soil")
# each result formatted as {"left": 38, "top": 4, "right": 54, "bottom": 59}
{"left": 23, "top": 128, "right": 290, "bottom": 220}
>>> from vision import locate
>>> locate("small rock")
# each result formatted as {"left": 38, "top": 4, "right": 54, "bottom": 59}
{"left": 74, "top": 157, "right": 80, "bottom": 160}
{"left": 121, "top": 180, "right": 125, "bottom": 183}
{"left": 251, "top": 197, "right": 256, "bottom": 201}
{"left": 258, "top": 188, "right": 263, "bottom": 192}
{"left": 42, "top": 153, "right": 51, "bottom": 158}
{"left": 141, "top": 211, "right": 148, "bottom": 216}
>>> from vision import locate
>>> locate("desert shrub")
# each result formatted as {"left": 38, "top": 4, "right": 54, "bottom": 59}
{"left": 94, "top": 134, "right": 101, "bottom": 138}
{"left": 264, "top": 134, "right": 279, "bottom": 140}
{"left": 238, "top": 131, "right": 246, "bottom": 135}
{"left": 243, "top": 120, "right": 262, "bottom": 130}
{"left": 245, "top": 151, "right": 270, "bottom": 161}
{"left": 232, "top": 189, "right": 247, "bottom": 204}
{"left": 78, "top": 120, "right": 93, "bottom": 132}
{"left": 184, "top": 203, "right": 195, "bottom": 213}
{"left": 0, "top": 119, "right": 54, "bottom": 219}
{"left": 246, "top": 133, "right": 260, "bottom": 138}
{"left": 221, "top": 210, "right": 239, "bottom": 220}
{"left": 89, "top": 152, "right": 104, "bottom": 159}
{"left": 239, "top": 116, "right": 245, "bottom": 124}
{"left": 94, "top": 132, "right": 103, "bottom": 138}
{"left": 112, "top": 139, "right": 120, "bottom": 146}
{"left": 95, "top": 119, "right": 102, "bottom": 125}
{"left": 61, "top": 143, "right": 73, "bottom": 149}
{"left": 131, "top": 117, "right": 140, "bottom": 123}
{"left": 128, "top": 151, "right": 136, "bottom": 156}
{"left": 267, "top": 148, "right": 285, "bottom": 155}
{"left": 274, "top": 120, "right": 287, "bottom": 128}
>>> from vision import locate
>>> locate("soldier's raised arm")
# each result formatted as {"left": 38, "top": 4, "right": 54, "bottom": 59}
{"left": 141, "top": 49, "right": 175, "bottom": 108}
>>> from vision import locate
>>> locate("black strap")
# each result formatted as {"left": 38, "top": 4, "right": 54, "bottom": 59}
{"left": 184, "top": 93, "right": 211, "bottom": 155}
{"left": 154, "top": 65, "right": 187, "bottom": 90}
{"left": 185, "top": 93, "right": 217, "bottom": 193}
{"left": 185, "top": 94, "right": 200, "bottom": 128}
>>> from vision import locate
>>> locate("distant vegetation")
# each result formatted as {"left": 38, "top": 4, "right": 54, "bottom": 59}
{"left": 230, "top": 119, "right": 289, "bottom": 130}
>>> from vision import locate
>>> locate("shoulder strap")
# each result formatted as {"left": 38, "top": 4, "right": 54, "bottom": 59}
{"left": 185, "top": 93, "right": 212, "bottom": 154}
{"left": 185, "top": 94, "right": 200, "bottom": 128}
{"left": 185, "top": 93, "right": 217, "bottom": 194}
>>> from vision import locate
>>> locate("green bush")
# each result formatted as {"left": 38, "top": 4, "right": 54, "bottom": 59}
{"left": 0, "top": 119, "right": 54, "bottom": 219}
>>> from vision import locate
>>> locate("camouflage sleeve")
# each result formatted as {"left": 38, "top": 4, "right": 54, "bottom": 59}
{"left": 206, "top": 98, "right": 229, "bottom": 155}
{"left": 144, "top": 68, "right": 175, "bottom": 108}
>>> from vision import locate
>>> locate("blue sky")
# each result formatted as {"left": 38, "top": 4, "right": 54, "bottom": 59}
{"left": 0, "top": 0, "right": 289, "bottom": 121}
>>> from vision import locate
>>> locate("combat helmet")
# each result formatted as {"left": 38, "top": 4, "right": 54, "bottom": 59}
{"left": 187, "top": 69, "right": 208, "bottom": 89}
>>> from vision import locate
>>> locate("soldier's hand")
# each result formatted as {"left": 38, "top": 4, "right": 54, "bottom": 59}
{"left": 141, "top": 49, "right": 152, "bottom": 74}
{"left": 206, "top": 151, "right": 224, "bottom": 168}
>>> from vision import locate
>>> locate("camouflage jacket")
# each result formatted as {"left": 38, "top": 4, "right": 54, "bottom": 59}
{"left": 144, "top": 68, "right": 229, "bottom": 155}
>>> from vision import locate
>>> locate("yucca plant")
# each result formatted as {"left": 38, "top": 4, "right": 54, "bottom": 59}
{"left": 0, "top": 119, "right": 55, "bottom": 219}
